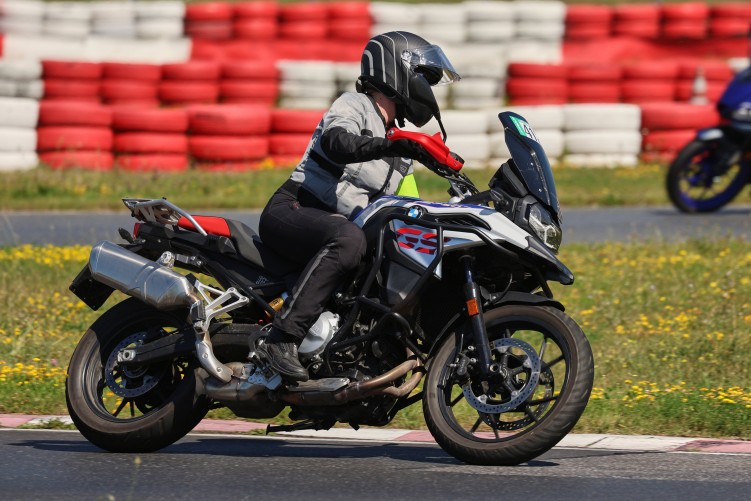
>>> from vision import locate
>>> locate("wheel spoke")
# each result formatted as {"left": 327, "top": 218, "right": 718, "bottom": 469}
{"left": 449, "top": 392, "right": 465, "bottom": 408}
{"left": 544, "top": 354, "right": 565, "bottom": 369}
{"left": 528, "top": 394, "right": 558, "bottom": 406}
{"left": 487, "top": 414, "right": 501, "bottom": 439}
{"left": 539, "top": 337, "right": 548, "bottom": 360}
{"left": 470, "top": 415, "right": 483, "bottom": 433}
{"left": 129, "top": 400, "right": 136, "bottom": 418}
{"left": 112, "top": 398, "right": 129, "bottom": 417}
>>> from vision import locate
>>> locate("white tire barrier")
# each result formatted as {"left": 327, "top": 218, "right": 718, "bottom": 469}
{"left": 466, "top": 21, "right": 516, "bottom": 42}
{"left": 563, "top": 154, "right": 639, "bottom": 168}
{"left": 0, "top": 152, "right": 39, "bottom": 172}
{"left": 565, "top": 130, "right": 643, "bottom": 155}
{"left": 418, "top": 4, "right": 468, "bottom": 24}
{"left": 0, "top": 95, "right": 40, "bottom": 129}
{"left": 445, "top": 134, "right": 491, "bottom": 166}
{"left": 137, "top": 19, "right": 184, "bottom": 40}
{"left": 514, "top": 1, "right": 567, "bottom": 22}
{"left": 43, "top": 20, "right": 90, "bottom": 39}
{"left": 0, "top": 127, "right": 37, "bottom": 152}
{"left": 45, "top": 1, "right": 92, "bottom": 22}
{"left": 465, "top": 1, "right": 515, "bottom": 21}
{"left": 91, "top": 1, "right": 135, "bottom": 20}
{"left": 369, "top": 3, "right": 421, "bottom": 25}
{"left": 134, "top": 1, "right": 186, "bottom": 19}
{"left": 489, "top": 128, "right": 562, "bottom": 159}
{"left": 0, "top": 1, "right": 45, "bottom": 18}
{"left": 563, "top": 104, "right": 641, "bottom": 131}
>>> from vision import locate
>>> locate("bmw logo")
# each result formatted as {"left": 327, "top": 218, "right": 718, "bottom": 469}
{"left": 407, "top": 206, "right": 424, "bottom": 219}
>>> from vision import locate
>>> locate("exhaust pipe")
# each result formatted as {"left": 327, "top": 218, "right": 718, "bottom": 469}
{"left": 88, "top": 241, "right": 200, "bottom": 310}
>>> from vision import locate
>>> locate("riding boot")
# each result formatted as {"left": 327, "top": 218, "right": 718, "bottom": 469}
{"left": 259, "top": 328, "right": 309, "bottom": 382}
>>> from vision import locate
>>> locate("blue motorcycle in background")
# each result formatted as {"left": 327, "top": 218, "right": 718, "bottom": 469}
{"left": 667, "top": 65, "right": 751, "bottom": 212}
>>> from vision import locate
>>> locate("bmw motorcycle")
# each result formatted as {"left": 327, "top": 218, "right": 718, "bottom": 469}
{"left": 66, "top": 110, "right": 594, "bottom": 466}
{"left": 667, "top": 66, "right": 751, "bottom": 212}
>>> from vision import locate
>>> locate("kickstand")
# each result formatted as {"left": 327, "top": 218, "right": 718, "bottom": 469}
{"left": 266, "top": 419, "right": 334, "bottom": 434}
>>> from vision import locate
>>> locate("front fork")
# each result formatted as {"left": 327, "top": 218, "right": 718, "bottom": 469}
{"left": 459, "top": 255, "right": 498, "bottom": 377}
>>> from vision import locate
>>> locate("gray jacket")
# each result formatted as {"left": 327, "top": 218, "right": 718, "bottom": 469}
{"left": 289, "top": 92, "right": 413, "bottom": 219}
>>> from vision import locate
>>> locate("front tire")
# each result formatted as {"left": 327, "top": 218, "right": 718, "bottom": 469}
{"left": 423, "top": 305, "right": 594, "bottom": 466}
{"left": 666, "top": 139, "right": 749, "bottom": 213}
{"left": 66, "top": 298, "right": 212, "bottom": 453}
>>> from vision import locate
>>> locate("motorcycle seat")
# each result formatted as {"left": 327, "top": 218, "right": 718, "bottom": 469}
{"left": 177, "top": 216, "right": 300, "bottom": 277}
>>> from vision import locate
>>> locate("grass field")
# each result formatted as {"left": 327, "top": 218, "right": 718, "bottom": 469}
{"left": 1, "top": 240, "right": 749, "bottom": 438}
{"left": 0, "top": 162, "right": 729, "bottom": 211}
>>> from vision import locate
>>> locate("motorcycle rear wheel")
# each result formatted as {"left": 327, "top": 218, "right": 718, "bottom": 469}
{"left": 66, "top": 298, "right": 212, "bottom": 453}
{"left": 666, "top": 139, "right": 749, "bottom": 213}
{"left": 423, "top": 305, "right": 594, "bottom": 466}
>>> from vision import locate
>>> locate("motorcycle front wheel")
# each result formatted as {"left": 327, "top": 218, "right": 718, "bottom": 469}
{"left": 423, "top": 305, "right": 594, "bottom": 466}
{"left": 666, "top": 139, "right": 749, "bottom": 213}
{"left": 66, "top": 298, "right": 212, "bottom": 453}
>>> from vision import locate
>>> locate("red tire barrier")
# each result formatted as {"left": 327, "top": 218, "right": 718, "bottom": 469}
{"left": 567, "top": 64, "right": 622, "bottom": 82}
{"left": 219, "top": 81, "right": 278, "bottom": 102}
{"left": 678, "top": 60, "right": 734, "bottom": 81}
{"left": 162, "top": 61, "right": 221, "bottom": 81}
{"left": 662, "top": 2, "right": 709, "bottom": 21}
{"left": 621, "top": 81, "right": 676, "bottom": 103}
{"left": 105, "top": 98, "right": 161, "bottom": 108}
{"left": 112, "top": 108, "right": 189, "bottom": 133}
{"left": 327, "top": 1, "right": 370, "bottom": 19}
{"left": 43, "top": 80, "right": 100, "bottom": 99}
{"left": 622, "top": 62, "right": 680, "bottom": 80}
{"left": 508, "top": 63, "right": 567, "bottom": 79}
{"left": 711, "top": 3, "right": 751, "bottom": 18}
{"left": 568, "top": 83, "right": 620, "bottom": 103}
{"left": 271, "top": 109, "right": 323, "bottom": 134}
{"left": 40, "top": 151, "right": 114, "bottom": 171}
{"left": 329, "top": 20, "right": 372, "bottom": 41}
{"left": 117, "top": 154, "right": 189, "bottom": 172}
{"left": 280, "top": 2, "right": 328, "bottom": 22}
{"left": 186, "top": 2, "right": 233, "bottom": 21}
{"left": 506, "top": 78, "right": 568, "bottom": 101}
{"left": 100, "top": 80, "right": 158, "bottom": 100}
{"left": 640, "top": 103, "right": 719, "bottom": 131}
{"left": 709, "top": 18, "right": 751, "bottom": 39}
{"left": 234, "top": 1, "right": 278, "bottom": 18}
{"left": 613, "top": 4, "right": 660, "bottom": 21}
{"left": 278, "top": 21, "right": 328, "bottom": 40}
{"left": 189, "top": 135, "right": 270, "bottom": 161}
{"left": 42, "top": 60, "right": 102, "bottom": 80}
{"left": 159, "top": 82, "right": 219, "bottom": 104}
{"left": 566, "top": 5, "right": 612, "bottom": 24}
{"left": 643, "top": 129, "right": 696, "bottom": 153}
{"left": 187, "top": 105, "right": 272, "bottom": 135}
{"left": 221, "top": 60, "right": 279, "bottom": 80}
{"left": 39, "top": 101, "right": 113, "bottom": 127}
{"left": 102, "top": 63, "right": 161, "bottom": 82}
{"left": 675, "top": 80, "right": 726, "bottom": 102}
{"left": 37, "top": 127, "right": 113, "bottom": 151}
{"left": 612, "top": 21, "right": 660, "bottom": 38}
{"left": 233, "top": 18, "right": 278, "bottom": 40}
{"left": 565, "top": 24, "right": 611, "bottom": 39}
{"left": 185, "top": 21, "right": 234, "bottom": 41}
{"left": 269, "top": 134, "right": 311, "bottom": 156}
{"left": 662, "top": 21, "right": 707, "bottom": 40}
{"left": 114, "top": 133, "right": 188, "bottom": 154}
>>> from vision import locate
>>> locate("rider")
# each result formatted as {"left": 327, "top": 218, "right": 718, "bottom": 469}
{"left": 257, "top": 31, "right": 461, "bottom": 381}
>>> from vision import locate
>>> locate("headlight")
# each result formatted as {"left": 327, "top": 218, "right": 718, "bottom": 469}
{"left": 527, "top": 204, "right": 562, "bottom": 252}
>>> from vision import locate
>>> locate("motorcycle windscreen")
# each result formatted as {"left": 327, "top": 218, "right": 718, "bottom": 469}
{"left": 498, "top": 111, "right": 561, "bottom": 220}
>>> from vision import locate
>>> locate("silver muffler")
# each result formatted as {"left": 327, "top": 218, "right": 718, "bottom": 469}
{"left": 88, "top": 240, "right": 240, "bottom": 383}
{"left": 89, "top": 240, "right": 201, "bottom": 310}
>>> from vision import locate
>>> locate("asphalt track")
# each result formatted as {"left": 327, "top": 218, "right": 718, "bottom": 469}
{"left": 2, "top": 205, "right": 751, "bottom": 247}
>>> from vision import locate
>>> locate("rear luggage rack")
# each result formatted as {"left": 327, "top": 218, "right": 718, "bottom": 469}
{"left": 122, "top": 198, "right": 208, "bottom": 236}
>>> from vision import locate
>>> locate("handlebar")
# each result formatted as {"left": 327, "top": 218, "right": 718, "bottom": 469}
{"left": 386, "top": 128, "right": 464, "bottom": 172}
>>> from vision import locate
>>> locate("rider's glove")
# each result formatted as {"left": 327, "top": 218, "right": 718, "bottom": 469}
{"left": 385, "top": 138, "right": 435, "bottom": 167}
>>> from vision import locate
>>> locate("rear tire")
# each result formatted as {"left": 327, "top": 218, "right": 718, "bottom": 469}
{"left": 423, "top": 305, "right": 594, "bottom": 466}
{"left": 66, "top": 298, "right": 211, "bottom": 453}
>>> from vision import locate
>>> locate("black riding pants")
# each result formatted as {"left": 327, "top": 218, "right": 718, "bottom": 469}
{"left": 258, "top": 184, "right": 367, "bottom": 340}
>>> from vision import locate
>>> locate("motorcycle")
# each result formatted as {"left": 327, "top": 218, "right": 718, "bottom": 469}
{"left": 66, "top": 109, "right": 594, "bottom": 466}
{"left": 666, "top": 65, "right": 751, "bottom": 212}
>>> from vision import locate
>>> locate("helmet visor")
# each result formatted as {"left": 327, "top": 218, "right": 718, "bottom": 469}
{"left": 402, "top": 45, "right": 461, "bottom": 86}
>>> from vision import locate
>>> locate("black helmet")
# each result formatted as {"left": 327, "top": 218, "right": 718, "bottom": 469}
{"left": 358, "top": 31, "right": 460, "bottom": 128}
